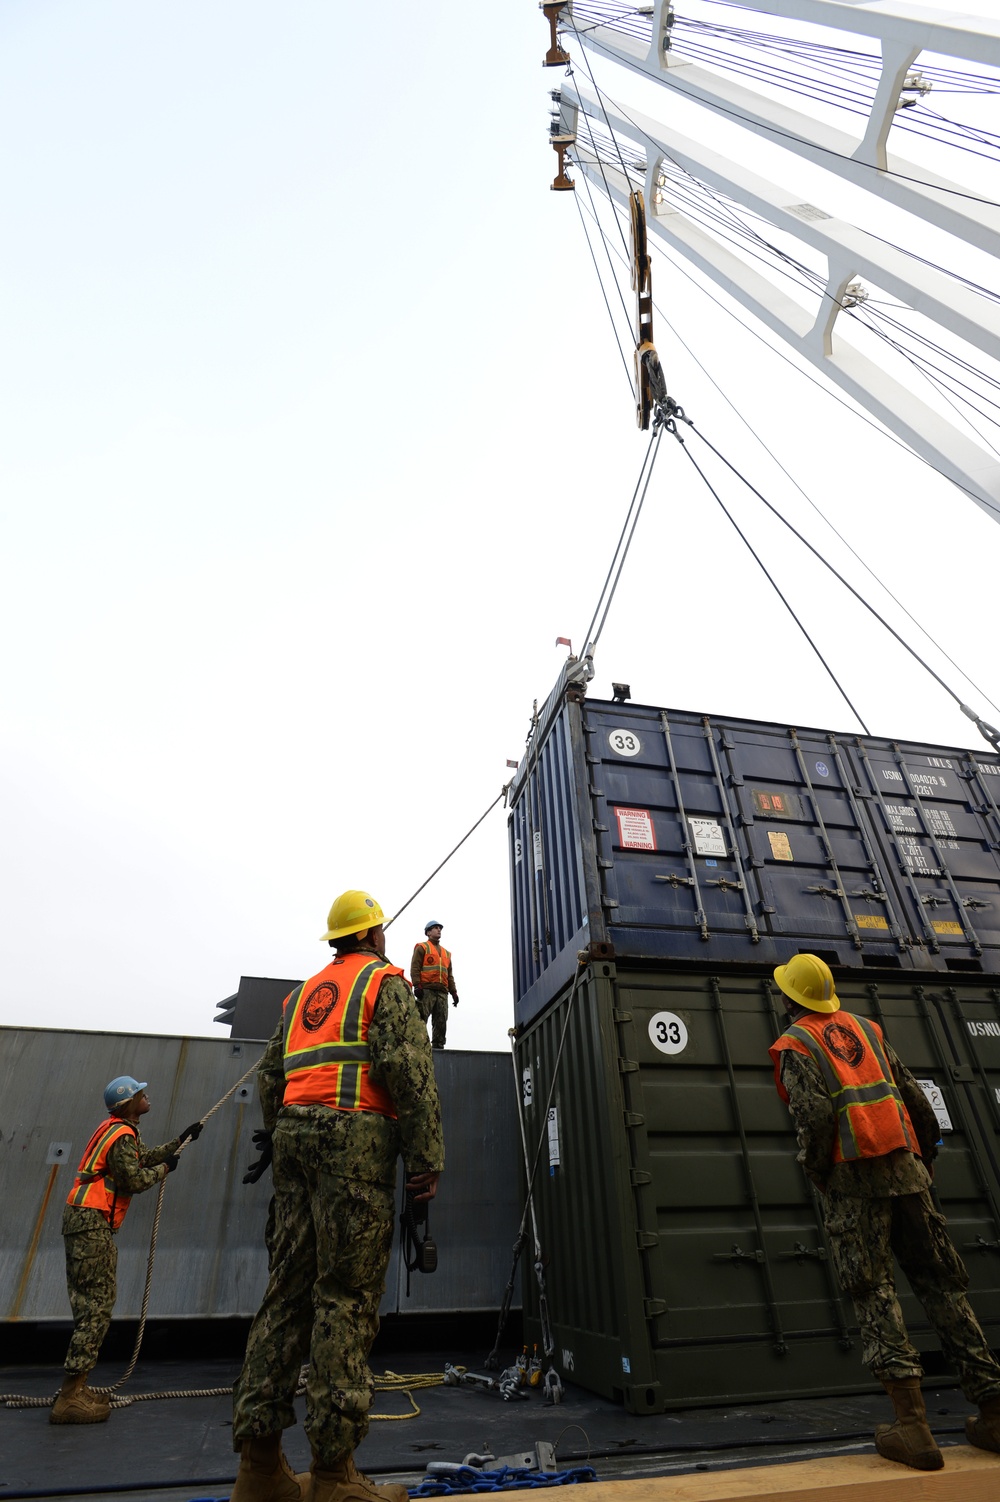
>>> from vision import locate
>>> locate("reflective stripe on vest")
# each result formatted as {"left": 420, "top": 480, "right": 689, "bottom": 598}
{"left": 418, "top": 941, "right": 450, "bottom": 990}
{"left": 66, "top": 1117, "right": 138, "bottom": 1231}
{"left": 769, "top": 1011, "right": 919, "bottom": 1163}
{"left": 282, "top": 954, "right": 401, "bottom": 1116}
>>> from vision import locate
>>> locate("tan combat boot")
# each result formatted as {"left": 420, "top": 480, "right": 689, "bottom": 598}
{"left": 306, "top": 1453, "right": 408, "bottom": 1502}
{"left": 230, "top": 1434, "right": 309, "bottom": 1502}
{"left": 966, "top": 1394, "right": 1000, "bottom": 1454}
{"left": 49, "top": 1373, "right": 111, "bottom": 1424}
{"left": 874, "top": 1377, "right": 944, "bottom": 1471}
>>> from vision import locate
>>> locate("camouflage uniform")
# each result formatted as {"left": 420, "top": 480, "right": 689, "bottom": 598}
{"left": 410, "top": 943, "right": 457, "bottom": 1050}
{"left": 780, "top": 1031, "right": 1000, "bottom": 1402}
{"left": 233, "top": 948, "right": 444, "bottom": 1467}
{"left": 61, "top": 1129, "right": 180, "bottom": 1374}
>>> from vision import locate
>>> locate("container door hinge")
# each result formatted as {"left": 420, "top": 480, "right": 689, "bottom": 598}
{"left": 623, "top": 1111, "right": 645, "bottom": 1128}
{"left": 593, "top": 822, "right": 608, "bottom": 833}
{"left": 598, "top": 858, "right": 614, "bottom": 869}
{"left": 630, "top": 1169, "right": 652, "bottom": 1186}
{"left": 644, "top": 1298, "right": 667, "bottom": 1318}
{"left": 589, "top": 785, "right": 605, "bottom": 798}
{"left": 619, "top": 1057, "right": 639, "bottom": 1074}
{"left": 613, "top": 1008, "right": 633, "bottom": 1022}
{"left": 602, "top": 897, "right": 620, "bottom": 910}
{"left": 636, "top": 1231, "right": 659, "bottom": 1249}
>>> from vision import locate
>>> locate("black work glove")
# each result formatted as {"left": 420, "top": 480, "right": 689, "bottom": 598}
{"left": 414, "top": 987, "right": 424, "bottom": 1001}
{"left": 452, "top": 996, "right": 459, "bottom": 1008}
{"left": 243, "top": 1128, "right": 273, "bottom": 1185}
{"left": 179, "top": 1121, "right": 203, "bottom": 1143}
{"left": 163, "top": 1153, "right": 180, "bottom": 1174}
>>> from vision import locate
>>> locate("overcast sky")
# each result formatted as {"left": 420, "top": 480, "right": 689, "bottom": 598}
{"left": 3, "top": 0, "right": 1000, "bottom": 1053}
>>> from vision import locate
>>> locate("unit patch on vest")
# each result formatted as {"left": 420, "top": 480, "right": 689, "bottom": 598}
{"left": 302, "top": 982, "right": 340, "bottom": 1031}
{"left": 823, "top": 1021, "right": 865, "bottom": 1068}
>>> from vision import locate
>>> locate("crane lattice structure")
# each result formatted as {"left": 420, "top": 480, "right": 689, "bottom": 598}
{"left": 544, "top": 0, "right": 1000, "bottom": 522}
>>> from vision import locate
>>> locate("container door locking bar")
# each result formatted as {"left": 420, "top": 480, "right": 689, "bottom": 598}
{"left": 710, "top": 979, "right": 787, "bottom": 1355}
{"left": 702, "top": 716, "right": 761, "bottom": 943}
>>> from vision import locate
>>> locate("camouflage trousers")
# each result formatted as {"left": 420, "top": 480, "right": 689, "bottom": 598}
{"left": 232, "top": 1114, "right": 396, "bottom": 1466}
{"left": 823, "top": 1187, "right": 1000, "bottom": 1402}
{"left": 416, "top": 987, "right": 449, "bottom": 1049}
{"left": 62, "top": 1216, "right": 117, "bottom": 1375}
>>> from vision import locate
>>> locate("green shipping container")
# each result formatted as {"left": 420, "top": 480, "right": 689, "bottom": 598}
{"left": 515, "top": 964, "right": 1000, "bottom": 1412}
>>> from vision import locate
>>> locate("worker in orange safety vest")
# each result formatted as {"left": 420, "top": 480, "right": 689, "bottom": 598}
{"left": 410, "top": 920, "right": 458, "bottom": 1050}
{"left": 53, "top": 1076, "right": 202, "bottom": 1424}
{"left": 770, "top": 953, "right": 1000, "bottom": 1472}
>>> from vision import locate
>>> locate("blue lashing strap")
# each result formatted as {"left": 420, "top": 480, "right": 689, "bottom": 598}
{"left": 188, "top": 1466, "right": 597, "bottom": 1502}
{"left": 408, "top": 1465, "right": 598, "bottom": 1494}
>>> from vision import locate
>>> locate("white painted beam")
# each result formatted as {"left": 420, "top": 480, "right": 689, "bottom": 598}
{"left": 568, "top": 16, "right": 1000, "bottom": 256}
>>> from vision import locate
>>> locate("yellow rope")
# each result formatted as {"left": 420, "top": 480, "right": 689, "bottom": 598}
{"left": 369, "top": 1369, "right": 445, "bottom": 1421}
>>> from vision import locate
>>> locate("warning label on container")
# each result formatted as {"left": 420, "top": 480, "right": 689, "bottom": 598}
{"left": 855, "top": 914, "right": 889, "bottom": 930}
{"left": 932, "top": 921, "right": 963, "bottom": 935}
{"left": 768, "top": 831, "right": 794, "bottom": 861}
{"left": 615, "top": 807, "right": 656, "bottom": 850}
{"left": 690, "top": 818, "right": 726, "bottom": 857}
{"left": 547, "top": 1107, "right": 560, "bottom": 1169}
{"left": 915, "top": 1079, "right": 953, "bottom": 1133}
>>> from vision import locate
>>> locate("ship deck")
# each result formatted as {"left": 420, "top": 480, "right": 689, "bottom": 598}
{"left": 2, "top": 1330, "right": 995, "bottom": 1502}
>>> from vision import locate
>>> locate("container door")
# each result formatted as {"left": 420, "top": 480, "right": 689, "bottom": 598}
{"left": 851, "top": 743, "right": 1000, "bottom": 969}
{"left": 587, "top": 709, "right": 770, "bottom": 964}
{"left": 619, "top": 971, "right": 852, "bottom": 1351}
{"left": 719, "top": 724, "right": 906, "bottom": 964}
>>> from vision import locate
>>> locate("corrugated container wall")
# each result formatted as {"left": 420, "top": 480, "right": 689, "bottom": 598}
{"left": 1, "top": 1029, "right": 519, "bottom": 1323}
{"left": 509, "top": 690, "right": 1000, "bottom": 1026}
{"left": 515, "top": 966, "right": 1000, "bottom": 1412}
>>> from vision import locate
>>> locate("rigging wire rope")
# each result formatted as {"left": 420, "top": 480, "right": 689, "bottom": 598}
{"left": 671, "top": 425, "right": 871, "bottom": 732}
{"left": 383, "top": 784, "right": 512, "bottom": 933}
{"left": 680, "top": 417, "right": 1000, "bottom": 744}
{"left": 580, "top": 427, "right": 662, "bottom": 654}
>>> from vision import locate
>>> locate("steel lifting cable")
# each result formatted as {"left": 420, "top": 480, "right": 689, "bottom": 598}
{"left": 2, "top": 1055, "right": 264, "bottom": 1411}
{"left": 382, "top": 784, "right": 513, "bottom": 933}
{"left": 673, "top": 415, "right": 1000, "bottom": 749}
{"left": 571, "top": 158, "right": 1000, "bottom": 715}
{"left": 670, "top": 427, "right": 871, "bottom": 733}
{"left": 579, "top": 427, "right": 663, "bottom": 656}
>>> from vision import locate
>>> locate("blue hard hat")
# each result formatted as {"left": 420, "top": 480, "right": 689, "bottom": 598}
{"left": 104, "top": 1076, "right": 147, "bottom": 1111}
{"left": 424, "top": 920, "right": 443, "bottom": 933}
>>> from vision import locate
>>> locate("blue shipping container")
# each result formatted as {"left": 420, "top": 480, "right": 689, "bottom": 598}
{"left": 508, "top": 680, "right": 1000, "bottom": 1026}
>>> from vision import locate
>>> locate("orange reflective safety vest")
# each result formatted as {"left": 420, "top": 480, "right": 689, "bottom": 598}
{"left": 282, "top": 953, "right": 403, "bottom": 1117}
{"left": 416, "top": 941, "right": 451, "bottom": 990}
{"left": 66, "top": 1117, "right": 139, "bottom": 1231}
{"left": 769, "top": 1010, "right": 920, "bottom": 1164}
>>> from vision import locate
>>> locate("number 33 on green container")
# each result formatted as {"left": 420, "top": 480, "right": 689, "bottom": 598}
{"left": 648, "top": 1011, "right": 688, "bottom": 1054}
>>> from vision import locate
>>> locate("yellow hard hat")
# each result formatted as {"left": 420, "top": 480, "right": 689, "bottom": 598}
{"left": 773, "top": 953, "right": 840, "bottom": 1013}
{"left": 320, "top": 890, "right": 385, "bottom": 942}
